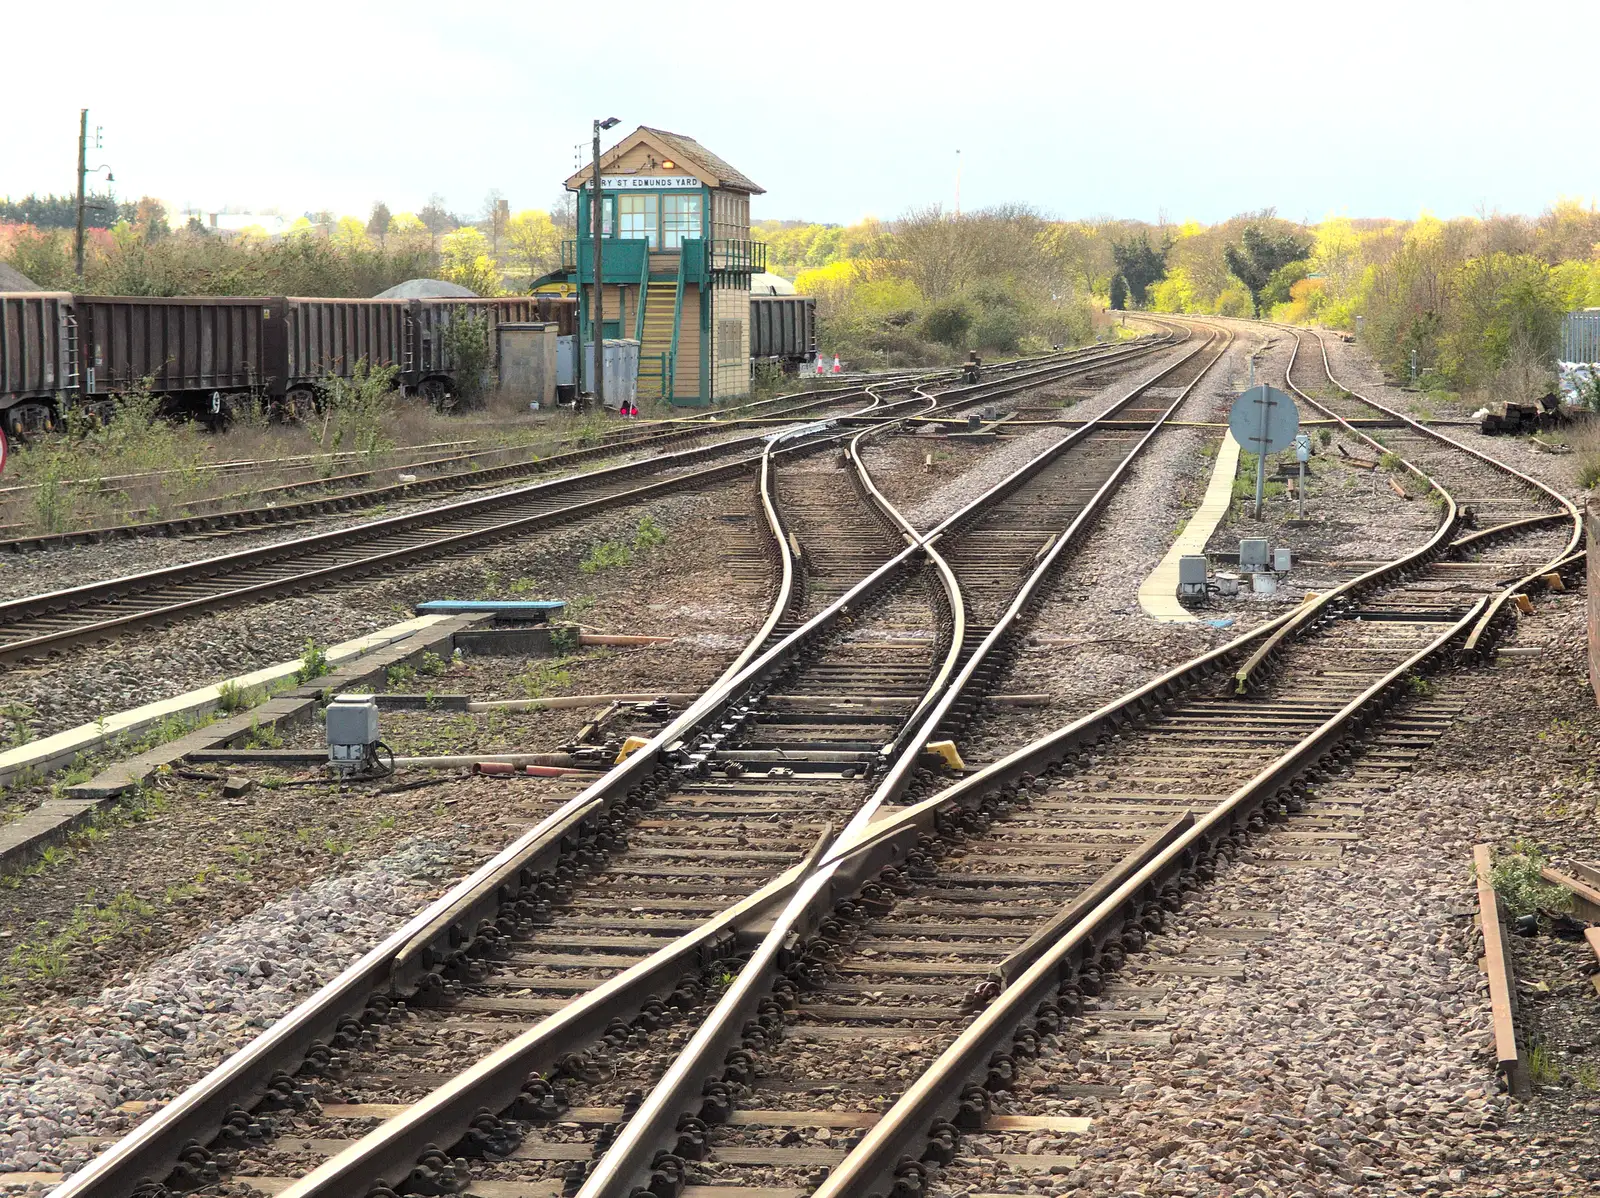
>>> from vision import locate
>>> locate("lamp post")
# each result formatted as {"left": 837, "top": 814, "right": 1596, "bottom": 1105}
{"left": 73, "top": 111, "right": 113, "bottom": 280}
{"left": 591, "top": 116, "right": 620, "bottom": 410}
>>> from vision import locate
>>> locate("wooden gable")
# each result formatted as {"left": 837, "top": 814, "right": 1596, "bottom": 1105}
{"left": 565, "top": 126, "right": 763, "bottom": 194}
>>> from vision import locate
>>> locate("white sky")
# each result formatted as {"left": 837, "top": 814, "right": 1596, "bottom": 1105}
{"left": 3, "top": 0, "right": 1595, "bottom": 229}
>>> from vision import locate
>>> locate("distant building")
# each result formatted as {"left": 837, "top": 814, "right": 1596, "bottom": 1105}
{"left": 176, "top": 210, "right": 294, "bottom": 237}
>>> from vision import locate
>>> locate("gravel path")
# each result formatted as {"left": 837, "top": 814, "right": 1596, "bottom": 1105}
{"left": 0, "top": 839, "right": 469, "bottom": 1176}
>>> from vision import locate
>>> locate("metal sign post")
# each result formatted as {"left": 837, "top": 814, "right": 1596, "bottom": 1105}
{"left": 1293, "top": 432, "right": 1311, "bottom": 519}
{"left": 1227, "top": 385, "right": 1299, "bottom": 521}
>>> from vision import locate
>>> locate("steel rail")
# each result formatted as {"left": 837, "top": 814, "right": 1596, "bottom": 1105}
{"left": 809, "top": 593, "right": 1493, "bottom": 1198}
{"left": 1276, "top": 323, "right": 1580, "bottom": 664}
{"left": 224, "top": 320, "right": 1208, "bottom": 1198}
{"left": 51, "top": 342, "right": 1158, "bottom": 1198}
{"left": 565, "top": 320, "right": 1234, "bottom": 1198}
{"left": 1, "top": 340, "right": 1170, "bottom": 651}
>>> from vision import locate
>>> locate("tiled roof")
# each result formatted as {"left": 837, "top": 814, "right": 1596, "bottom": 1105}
{"left": 639, "top": 127, "right": 764, "bottom": 195}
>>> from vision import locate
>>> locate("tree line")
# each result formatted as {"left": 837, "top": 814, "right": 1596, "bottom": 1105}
{"left": 758, "top": 199, "right": 1600, "bottom": 392}
{"left": 0, "top": 191, "right": 576, "bottom": 298}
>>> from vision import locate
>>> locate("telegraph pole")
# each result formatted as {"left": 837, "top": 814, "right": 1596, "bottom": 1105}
{"left": 74, "top": 109, "right": 88, "bottom": 280}
{"left": 591, "top": 121, "right": 604, "bottom": 410}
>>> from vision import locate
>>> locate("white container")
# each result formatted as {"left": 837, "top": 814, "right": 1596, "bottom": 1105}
{"left": 1215, "top": 572, "right": 1240, "bottom": 597}
{"left": 1251, "top": 572, "right": 1278, "bottom": 595}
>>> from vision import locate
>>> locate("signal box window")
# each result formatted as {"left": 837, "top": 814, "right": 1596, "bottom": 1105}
{"left": 662, "top": 194, "right": 702, "bottom": 250}
{"left": 618, "top": 194, "right": 658, "bottom": 248}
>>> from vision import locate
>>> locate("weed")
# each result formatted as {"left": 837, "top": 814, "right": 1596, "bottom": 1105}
{"left": 245, "top": 718, "right": 285, "bottom": 750}
{"left": 376, "top": 813, "right": 399, "bottom": 831}
{"left": 1317, "top": 428, "right": 1333, "bottom": 447}
{"left": 1, "top": 702, "right": 37, "bottom": 748}
{"left": 580, "top": 539, "right": 632, "bottom": 574}
{"left": 515, "top": 659, "right": 574, "bottom": 700}
{"left": 1489, "top": 840, "right": 1572, "bottom": 918}
{"left": 419, "top": 650, "right": 449, "bottom": 677}
{"left": 1379, "top": 451, "right": 1403, "bottom": 473}
{"left": 216, "top": 680, "right": 262, "bottom": 714}
{"left": 386, "top": 663, "right": 419, "bottom": 689}
{"left": 1527, "top": 1044, "right": 1560, "bottom": 1086}
{"left": 633, "top": 515, "right": 667, "bottom": 550}
{"left": 549, "top": 625, "right": 581, "bottom": 655}
{"left": 1576, "top": 1063, "right": 1600, "bottom": 1091}
{"left": 1404, "top": 673, "right": 1437, "bottom": 696}
{"left": 321, "top": 360, "right": 400, "bottom": 458}
{"left": 295, "top": 638, "right": 330, "bottom": 684}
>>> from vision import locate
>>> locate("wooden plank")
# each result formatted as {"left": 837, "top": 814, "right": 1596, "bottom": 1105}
{"left": 1541, "top": 866, "right": 1600, "bottom": 924}
{"left": 1474, "top": 844, "right": 1528, "bottom": 1096}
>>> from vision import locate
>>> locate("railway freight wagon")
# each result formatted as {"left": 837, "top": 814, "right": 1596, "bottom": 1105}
{"left": 749, "top": 294, "right": 816, "bottom": 370}
{"left": 282, "top": 297, "right": 410, "bottom": 413}
{"left": 0, "top": 292, "right": 74, "bottom": 434}
{"left": 0, "top": 292, "right": 579, "bottom": 433}
{"left": 76, "top": 294, "right": 286, "bottom": 423}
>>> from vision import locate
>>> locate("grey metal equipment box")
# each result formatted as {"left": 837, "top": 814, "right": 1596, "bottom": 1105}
{"left": 1273, "top": 547, "right": 1292, "bottom": 572}
{"left": 1177, "top": 555, "right": 1209, "bottom": 597}
{"left": 1239, "top": 538, "right": 1270, "bottom": 571}
{"left": 326, "top": 694, "right": 379, "bottom": 770}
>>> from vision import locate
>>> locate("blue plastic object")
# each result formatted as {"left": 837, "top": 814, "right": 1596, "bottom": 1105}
{"left": 416, "top": 600, "right": 567, "bottom": 620}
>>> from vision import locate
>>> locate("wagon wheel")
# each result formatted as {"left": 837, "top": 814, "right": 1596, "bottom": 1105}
{"left": 281, "top": 388, "right": 316, "bottom": 424}
{"left": 419, "top": 378, "right": 451, "bottom": 410}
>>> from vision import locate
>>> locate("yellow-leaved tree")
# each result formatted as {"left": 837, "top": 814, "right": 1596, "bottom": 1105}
{"left": 505, "top": 210, "right": 563, "bottom": 287}
{"left": 440, "top": 226, "right": 502, "bottom": 295}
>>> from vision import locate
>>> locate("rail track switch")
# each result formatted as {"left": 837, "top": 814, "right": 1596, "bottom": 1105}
{"left": 326, "top": 695, "right": 380, "bottom": 772}
{"left": 615, "top": 735, "right": 651, "bottom": 763}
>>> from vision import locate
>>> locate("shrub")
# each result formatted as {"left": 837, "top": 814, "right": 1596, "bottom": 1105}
{"left": 442, "top": 312, "right": 492, "bottom": 408}
{"left": 322, "top": 360, "right": 398, "bottom": 458}
{"left": 920, "top": 300, "right": 973, "bottom": 348}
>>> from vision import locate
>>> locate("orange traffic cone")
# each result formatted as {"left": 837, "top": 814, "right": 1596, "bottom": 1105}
{"left": 815, "top": 355, "right": 825, "bottom": 376}
{"left": 831, "top": 354, "right": 842, "bottom": 374}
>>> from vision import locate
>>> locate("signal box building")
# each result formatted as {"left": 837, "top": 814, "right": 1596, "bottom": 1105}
{"left": 563, "top": 126, "right": 765, "bottom": 405}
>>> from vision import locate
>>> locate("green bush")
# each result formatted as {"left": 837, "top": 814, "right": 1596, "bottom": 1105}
{"left": 920, "top": 300, "right": 973, "bottom": 348}
{"left": 441, "top": 312, "right": 492, "bottom": 408}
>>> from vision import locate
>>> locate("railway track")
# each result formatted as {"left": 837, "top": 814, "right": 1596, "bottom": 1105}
{"left": 0, "top": 348, "right": 1123, "bottom": 555}
{"left": 0, "top": 342, "right": 1181, "bottom": 670}
{"left": 44, "top": 322, "right": 1228, "bottom": 1198}
{"left": 439, "top": 322, "right": 1575, "bottom": 1198}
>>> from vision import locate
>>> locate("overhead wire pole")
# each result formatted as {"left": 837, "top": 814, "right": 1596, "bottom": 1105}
{"left": 73, "top": 109, "right": 88, "bottom": 280}
{"left": 590, "top": 116, "right": 620, "bottom": 411}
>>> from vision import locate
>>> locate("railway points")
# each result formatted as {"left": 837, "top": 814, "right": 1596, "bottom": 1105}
{"left": 3, "top": 316, "right": 1593, "bottom": 1198}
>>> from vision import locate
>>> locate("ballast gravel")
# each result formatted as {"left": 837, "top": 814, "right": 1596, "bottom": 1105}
{"left": 0, "top": 479, "right": 749, "bottom": 741}
{"left": 0, "top": 838, "right": 467, "bottom": 1177}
